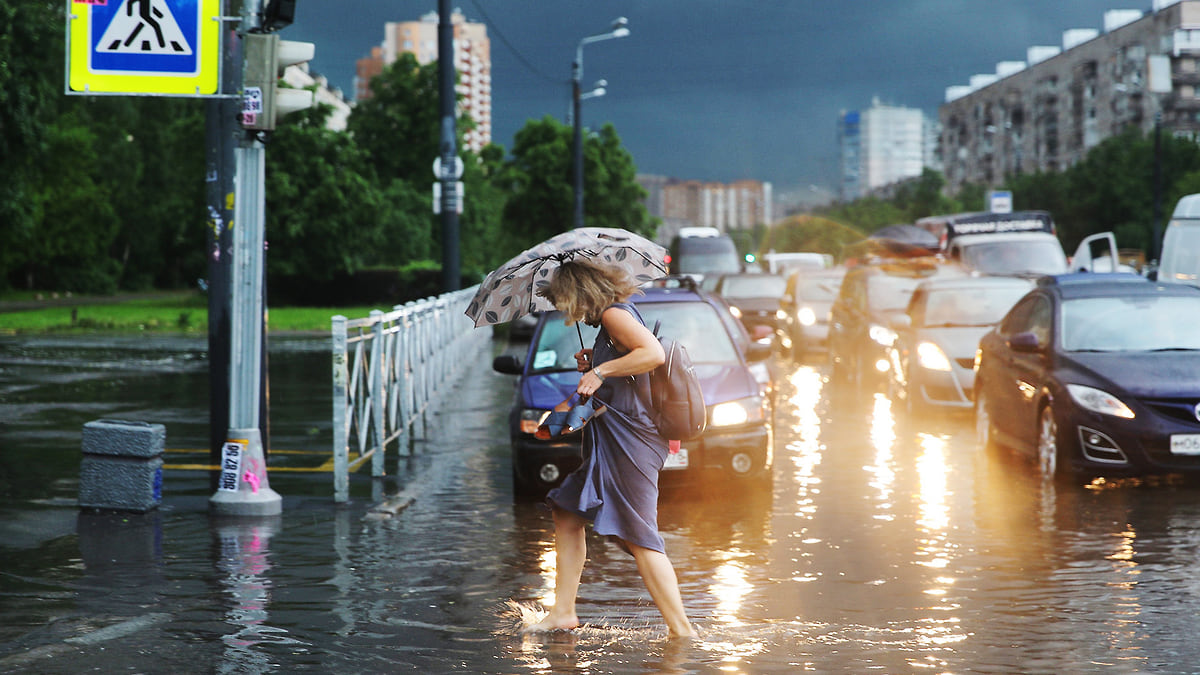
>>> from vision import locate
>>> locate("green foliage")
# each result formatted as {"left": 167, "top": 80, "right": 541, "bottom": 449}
{"left": 0, "top": 9, "right": 651, "bottom": 299}
{"left": 498, "top": 116, "right": 654, "bottom": 254}
{"left": 761, "top": 215, "right": 866, "bottom": 262}
{"left": 346, "top": 53, "right": 441, "bottom": 185}
{"left": 821, "top": 128, "right": 1200, "bottom": 260}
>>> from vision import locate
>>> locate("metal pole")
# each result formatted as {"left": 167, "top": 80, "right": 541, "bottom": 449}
{"left": 438, "top": 0, "right": 460, "bottom": 292}
{"left": 211, "top": 0, "right": 281, "bottom": 516}
{"left": 572, "top": 51, "right": 584, "bottom": 230}
{"left": 1153, "top": 111, "right": 1163, "bottom": 262}
{"left": 205, "top": 0, "right": 240, "bottom": 489}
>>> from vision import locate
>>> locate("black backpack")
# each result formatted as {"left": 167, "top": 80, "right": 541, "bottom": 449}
{"left": 639, "top": 320, "right": 707, "bottom": 442}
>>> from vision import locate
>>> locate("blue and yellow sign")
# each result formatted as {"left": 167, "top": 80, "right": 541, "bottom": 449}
{"left": 67, "top": 0, "right": 220, "bottom": 95}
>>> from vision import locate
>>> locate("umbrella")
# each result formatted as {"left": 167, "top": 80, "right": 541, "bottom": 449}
{"left": 465, "top": 227, "right": 667, "bottom": 328}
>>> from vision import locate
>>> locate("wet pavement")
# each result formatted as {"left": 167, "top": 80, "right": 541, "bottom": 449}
{"left": 5, "top": 334, "right": 1200, "bottom": 673}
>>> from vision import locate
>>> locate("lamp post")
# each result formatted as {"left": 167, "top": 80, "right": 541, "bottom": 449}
{"left": 573, "top": 17, "right": 629, "bottom": 230}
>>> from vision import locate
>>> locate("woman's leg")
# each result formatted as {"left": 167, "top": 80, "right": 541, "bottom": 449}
{"left": 527, "top": 507, "right": 588, "bottom": 631}
{"left": 627, "top": 542, "right": 696, "bottom": 638}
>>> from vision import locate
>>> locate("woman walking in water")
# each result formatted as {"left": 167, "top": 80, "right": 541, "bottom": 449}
{"left": 526, "top": 259, "right": 696, "bottom": 639}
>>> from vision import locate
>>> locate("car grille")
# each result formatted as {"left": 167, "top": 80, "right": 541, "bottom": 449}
{"left": 1142, "top": 398, "right": 1200, "bottom": 425}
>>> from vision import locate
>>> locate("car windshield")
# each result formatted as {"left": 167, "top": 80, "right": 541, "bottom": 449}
{"left": 1060, "top": 295, "right": 1200, "bottom": 352}
{"left": 867, "top": 276, "right": 923, "bottom": 312}
{"left": 635, "top": 302, "right": 741, "bottom": 364}
{"left": 719, "top": 275, "right": 786, "bottom": 298}
{"left": 798, "top": 277, "right": 842, "bottom": 302}
{"left": 923, "top": 285, "right": 1030, "bottom": 327}
{"left": 529, "top": 314, "right": 600, "bottom": 373}
{"left": 678, "top": 253, "right": 740, "bottom": 275}
{"left": 529, "top": 301, "right": 740, "bottom": 370}
{"left": 962, "top": 240, "right": 1067, "bottom": 275}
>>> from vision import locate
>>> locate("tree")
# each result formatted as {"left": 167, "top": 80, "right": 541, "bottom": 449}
{"left": 346, "top": 54, "right": 441, "bottom": 186}
{"left": 0, "top": 0, "right": 64, "bottom": 289}
{"left": 499, "top": 116, "right": 653, "bottom": 250}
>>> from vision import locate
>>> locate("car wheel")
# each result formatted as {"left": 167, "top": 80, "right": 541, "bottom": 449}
{"left": 975, "top": 387, "right": 995, "bottom": 450}
{"left": 1037, "top": 404, "right": 1060, "bottom": 477}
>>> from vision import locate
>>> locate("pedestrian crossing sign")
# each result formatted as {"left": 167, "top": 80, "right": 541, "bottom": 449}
{"left": 67, "top": 0, "right": 220, "bottom": 96}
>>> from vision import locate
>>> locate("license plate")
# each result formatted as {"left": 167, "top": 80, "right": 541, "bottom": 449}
{"left": 664, "top": 448, "right": 689, "bottom": 470}
{"left": 1171, "top": 434, "right": 1200, "bottom": 455}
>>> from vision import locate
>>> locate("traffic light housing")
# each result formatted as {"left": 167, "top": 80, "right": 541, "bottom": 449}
{"left": 242, "top": 33, "right": 315, "bottom": 131}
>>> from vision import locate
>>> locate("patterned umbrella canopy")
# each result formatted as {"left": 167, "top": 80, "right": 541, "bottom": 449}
{"left": 465, "top": 227, "right": 668, "bottom": 327}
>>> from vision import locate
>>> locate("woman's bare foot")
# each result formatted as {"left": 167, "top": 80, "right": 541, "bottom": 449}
{"left": 667, "top": 623, "right": 697, "bottom": 639}
{"left": 522, "top": 611, "right": 579, "bottom": 633}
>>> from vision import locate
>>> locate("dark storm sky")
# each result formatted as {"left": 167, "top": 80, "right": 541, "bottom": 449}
{"left": 286, "top": 0, "right": 1149, "bottom": 197}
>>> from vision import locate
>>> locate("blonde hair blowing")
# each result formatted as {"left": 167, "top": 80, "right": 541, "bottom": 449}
{"left": 539, "top": 258, "right": 642, "bottom": 325}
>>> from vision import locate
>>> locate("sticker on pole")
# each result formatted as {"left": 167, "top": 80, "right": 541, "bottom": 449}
{"left": 67, "top": 0, "right": 221, "bottom": 96}
{"left": 218, "top": 440, "right": 245, "bottom": 492}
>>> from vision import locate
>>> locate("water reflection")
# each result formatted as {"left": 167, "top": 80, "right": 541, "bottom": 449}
{"left": 213, "top": 516, "right": 302, "bottom": 673}
{"left": 867, "top": 393, "right": 897, "bottom": 519}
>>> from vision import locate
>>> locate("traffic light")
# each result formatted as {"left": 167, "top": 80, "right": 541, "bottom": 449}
{"left": 242, "top": 33, "right": 315, "bottom": 131}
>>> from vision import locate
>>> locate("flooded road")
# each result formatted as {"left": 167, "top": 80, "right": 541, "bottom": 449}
{"left": 3, "top": 334, "right": 1200, "bottom": 673}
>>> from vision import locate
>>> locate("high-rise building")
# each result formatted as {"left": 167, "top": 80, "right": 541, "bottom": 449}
{"left": 354, "top": 11, "right": 491, "bottom": 152}
{"left": 939, "top": 1, "right": 1200, "bottom": 193}
{"left": 839, "top": 99, "right": 933, "bottom": 201}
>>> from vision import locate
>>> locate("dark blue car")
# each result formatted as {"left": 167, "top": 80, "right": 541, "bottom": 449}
{"left": 974, "top": 273, "right": 1200, "bottom": 479}
{"left": 493, "top": 277, "right": 774, "bottom": 496}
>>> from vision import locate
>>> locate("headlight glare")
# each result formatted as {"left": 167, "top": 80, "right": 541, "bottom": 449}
{"left": 916, "top": 341, "right": 952, "bottom": 371}
{"left": 869, "top": 324, "right": 896, "bottom": 346}
{"left": 798, "top": 306, "right": 817, "bottom": 326}
{"left": 1066, "top": 384, "right": 1135, "bottom": 419}
{"left": 710, "top": 397, "right": 765, "bottom": 427}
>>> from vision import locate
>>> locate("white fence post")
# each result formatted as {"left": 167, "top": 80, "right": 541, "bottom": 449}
{"left": 330, "top": 286, "right": 484, "bottom": 502}
{"left": 331, "top": 315, "right": 349, "bottom": 503}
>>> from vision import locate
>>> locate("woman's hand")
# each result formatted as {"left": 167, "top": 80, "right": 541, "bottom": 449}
{"left": 577, "top": 368, "right": 605, "bottom": 399}
{"left": 574, "top": 348, "right": 593, "bottom": 372}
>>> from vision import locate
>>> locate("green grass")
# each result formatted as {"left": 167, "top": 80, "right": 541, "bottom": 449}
{"left": 0, "top": 291, "right": 384, "bottom": 334}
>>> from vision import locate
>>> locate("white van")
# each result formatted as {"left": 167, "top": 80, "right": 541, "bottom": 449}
{"left": 1158, "top": 194, "right": 1200, "bottom": 285}
{"left": 761, "top": 251, "right": 832, "bottom": 275}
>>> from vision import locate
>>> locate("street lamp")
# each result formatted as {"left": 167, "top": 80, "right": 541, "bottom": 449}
{"left": 573, "top": 17, "right": 629, "bottom": 230}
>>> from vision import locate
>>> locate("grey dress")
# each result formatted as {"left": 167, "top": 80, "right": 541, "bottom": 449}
{"left": 545, "top": 303, "right": 669, "bottom": 554}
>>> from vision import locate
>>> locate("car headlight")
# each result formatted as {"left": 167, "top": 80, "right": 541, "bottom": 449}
{"left": 797, "top": 306, "right": 817, "bottom": 326}
{"left": 1066, "top": 384, "right": 1135, "bottom": 419}
{"left": 710, "top": 396, "right": 766, "bottom": 427}
{"left": 520, "top": 408, "right": 550, "bottom": 434}
{"left": 869, "top": 324, "right": 896, "bottom": 346}
{"left": 916, "top": 341, "right": 952, "bottom": 371}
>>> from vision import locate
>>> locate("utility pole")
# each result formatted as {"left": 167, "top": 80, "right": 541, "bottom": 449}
{"left": 204, "top": 1, "right": 241, "bottom": 492}
{"left": 210, "top": 0, "right": 280, "bottom": 516}
{"left": 438, "top": 0, "right": 461, "bottom": 292}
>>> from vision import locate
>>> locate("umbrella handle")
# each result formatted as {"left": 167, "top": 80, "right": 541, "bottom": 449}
{"left": 577, "top": 323, "right": 585, "bottom": 352}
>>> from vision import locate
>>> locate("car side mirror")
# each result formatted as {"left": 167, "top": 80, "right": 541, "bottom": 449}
{"left": 492, "top": 354, "right": 523, "bottom": 374}
{"left": 1008, "top": 332, "right": 1042, "bottom": 353}
{"left": 745, "top": 341, "right": 773, "bottom": 362}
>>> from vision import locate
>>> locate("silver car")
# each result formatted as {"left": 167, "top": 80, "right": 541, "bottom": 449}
{"left": 887, "top": 276, "right": 1034, "bottom": 414}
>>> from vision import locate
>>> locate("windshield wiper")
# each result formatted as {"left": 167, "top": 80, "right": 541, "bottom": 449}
{"left": 1147, "top": 347, "right": 1200, "bottom": 352}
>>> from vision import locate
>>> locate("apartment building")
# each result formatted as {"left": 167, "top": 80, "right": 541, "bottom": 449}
{"left": 354, "top": 11, "right": 492, "bottom": 152}
{"left": 940, "top": 0, "right": 1200, "bottom": 193}
{"left": 839, "top": 99, "right": 937, "bottom": 201}
{"left": 645, "top": 177, "right": 773, "bottom": 242}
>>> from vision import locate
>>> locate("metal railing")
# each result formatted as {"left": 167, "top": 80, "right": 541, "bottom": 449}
{"left": 330, "top": 286, "right": 489, "bottom": 502}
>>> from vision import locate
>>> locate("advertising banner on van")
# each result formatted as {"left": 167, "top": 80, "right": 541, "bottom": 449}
{"left": 945, "top": 211, "right": 1054, "bottom": 238}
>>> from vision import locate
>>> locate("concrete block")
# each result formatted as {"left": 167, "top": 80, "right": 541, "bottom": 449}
{"left": 77, "top": 454, "right": 162, "bottom": 511}
{"left": 78, "top": 455, "right": 163, "bottom": 513}
{"left": 81, "top": 419, "right": 165, "bottom": 459}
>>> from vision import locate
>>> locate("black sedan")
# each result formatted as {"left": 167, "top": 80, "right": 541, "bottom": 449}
{"left": 974, "top": 274, "right": 1200, "bottom": 479}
